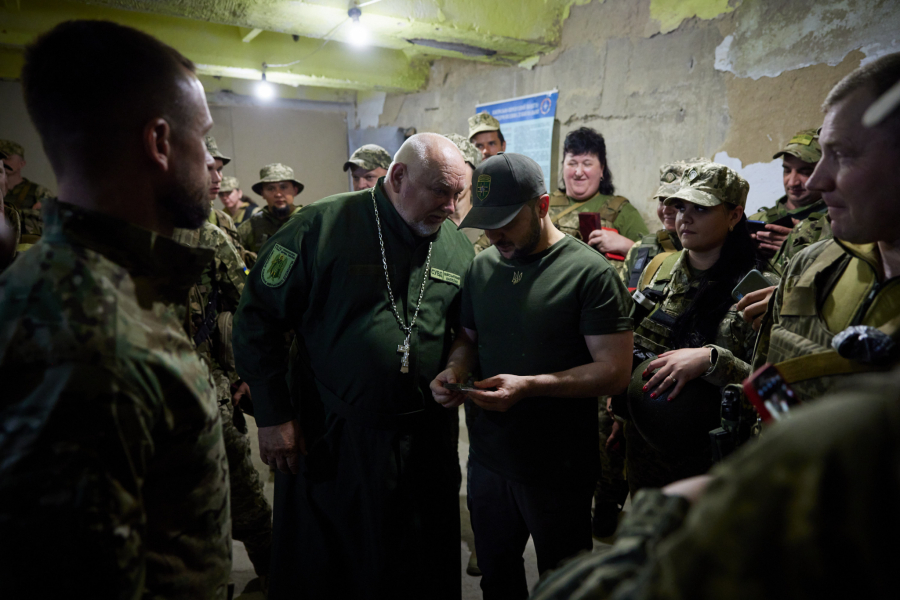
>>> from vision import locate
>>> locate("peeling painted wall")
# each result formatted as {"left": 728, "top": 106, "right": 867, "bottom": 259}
{"left": 371, "top": 0, "right": 900, "bottom": 224}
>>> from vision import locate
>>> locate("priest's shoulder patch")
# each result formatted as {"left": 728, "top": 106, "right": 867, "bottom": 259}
{"left": 261, "top": 243, "right": 298, "bottom": 287}
{"left": 430, "top": 267, "right": 461, "bottom": 286}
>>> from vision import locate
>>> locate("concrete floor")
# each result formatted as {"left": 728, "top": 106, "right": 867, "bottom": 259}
{"left": 231, "top": 406, "right": 617, "bottom": 599}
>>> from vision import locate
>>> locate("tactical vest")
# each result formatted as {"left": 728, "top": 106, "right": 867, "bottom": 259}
{"left": 631, "top": 251, "right": 694, "bottom": 356}
{"left": 625, "top": 230, "right": 679, "bottom": 291}
{"left": 550, "top": 193, "right": 629, "bottom": 238}
{"left": 763, "top": 239, "right": 900, "bottom": 401}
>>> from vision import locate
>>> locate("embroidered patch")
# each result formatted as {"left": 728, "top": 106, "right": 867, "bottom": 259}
{"left": 430, "top": 267, "right": 461, "bottom": 286}
{"left": 261, "top": 244, "right": 297, "bottom": 288}
{"left": 475, "top": 174, "right": 491, "bottom": 204}
{"left": 788, "top": 133, "right": 815, "bottom": 146}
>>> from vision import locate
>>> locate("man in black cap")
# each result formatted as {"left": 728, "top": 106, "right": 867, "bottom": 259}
{"left": 431, "top": 153, "right": 634, "bottom": 600}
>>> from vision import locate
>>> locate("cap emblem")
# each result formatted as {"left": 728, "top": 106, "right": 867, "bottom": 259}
{"left": 688, "top": 169, "right": 699, "bottom": 181}
{"left": 475, "top": 174, "right": 491, "bottom": 204}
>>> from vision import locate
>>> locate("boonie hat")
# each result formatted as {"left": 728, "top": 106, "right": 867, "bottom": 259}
{"left": 343, "top": 144, "right": 392, "bottom": 172}
{"left": 468, "top": 112, "right": 501, "bottom": 140}
{"left": 205, "top": 136, "right": 231, "bottom": 166}
{"left": 252, "top": 163, "right": 304, "bottom": 196}
{"left": 0, "top": 140, "right": 25, "bottom": 159}
{"left": 772, "top": 129, "right": 821, "bottom": 164}
{"left": 443, "top": 133, "right": 482, "bottom": 169}
{"left": 458, "top": 153, "right": 546, "bottom": 230}
{"left": 653, "top": 158, "right": 709, "bottom": 200}
{"left": 220, "top": 176, "right": 240, "bottom": 193}
{"left": 665, "top": 162, "right": 748, "bottom": 209}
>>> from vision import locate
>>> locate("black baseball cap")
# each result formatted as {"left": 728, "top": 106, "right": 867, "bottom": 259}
{"left": 459, "top": 153, "right": 547, "bottom": 230}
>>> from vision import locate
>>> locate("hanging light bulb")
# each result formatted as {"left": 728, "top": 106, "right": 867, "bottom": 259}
{"left": 347, "top": 6, "right": 368, "bottom": 47}
{"left": 256, "top": 69, "right": 275, "bottom": 100}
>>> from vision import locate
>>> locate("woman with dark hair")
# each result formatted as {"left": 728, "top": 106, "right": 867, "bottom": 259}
{"left": 551, "top": 127, "right": 648, "bottom": 267}
{"left": 617, "top": 161, "right": 777, "bottom": 494}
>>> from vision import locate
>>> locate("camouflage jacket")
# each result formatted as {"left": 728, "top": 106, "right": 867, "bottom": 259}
{"left": 174, "top": 221, "right": 247, "bottom": 401}
{"left": 749, "top": 195, "right": 790, "bottom": 223}
{"left": 530, "top": 366, "right": 900, "bottom": 600}
{"left": 620, "top": 229, "right": 681, "bottom": 291}
{"left": 751, "top": 238, "right": 900, "bottom": 403}
{"left": 237, "top": 204, "right": 300, "bottom": 260}
{"left": 0, "top": 200, "right": 231, "bottom": 598}
{"left": 636, "top": 250, "right": 777, "bottom": 388}
{"left": 6, "top": 177, "right": 52, "bottom": 210}
{"left": 211, "top": 207, "right": 255, "bottom": 267}
{"left": 1, "top": 204, "right": 44, "bottom": 267}
{"left": 773, "top": 199, "right": 832, "bottom": 271}
{"left": 549, "top": 190, "right": 649, "bottom": 243}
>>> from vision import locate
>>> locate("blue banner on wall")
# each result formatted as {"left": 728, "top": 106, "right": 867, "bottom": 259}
{"left": 475, "top": 90, "right": 558, "bottom": 192}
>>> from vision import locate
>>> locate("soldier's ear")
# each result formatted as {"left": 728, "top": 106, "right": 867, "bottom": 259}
{"left": 143, "top": 118, "right": 172, "bottom": 173}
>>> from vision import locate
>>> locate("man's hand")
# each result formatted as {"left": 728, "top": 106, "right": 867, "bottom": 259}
{"left": 606, "top": 418, "right": 624, "bottom": 453}
{"left": 232, "top": 381, "right": 251, "bottom": 406}
{"left": 736, "top": 285, "right": 776, "bottom": 331}
{"left": 467, "top": 374, "right": 531, "bottom": 412}
{"left": 663, "top": 475, "right": 713, "bottom": 505}
{"left": 258, "top": 419, "right": 307, "bottom": 475}
{"left": 587, "top": 228, "right": 634, "bottom": 257}
{"left": 430, "top": 367, "right": 468, "bottom": 409}
{"left": 752, "top": 223, "right": 793, "bottom": 258}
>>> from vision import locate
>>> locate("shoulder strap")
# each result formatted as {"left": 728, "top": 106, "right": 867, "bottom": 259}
{"left": 550, "top": 200, "right": 588, "bottom": 224}
{"left": 599, "top": 195, "right": 628, "bottom": 223}
{"left": 638, "top": 249, "right": 678, "bottom": 291}
{"left": 657, "top": 230, "right": 677, "bottom": 252}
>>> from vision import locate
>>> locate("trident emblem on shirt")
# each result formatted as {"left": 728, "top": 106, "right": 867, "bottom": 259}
{"left": 512, "top": 271, "right": 523, "bottom": 284}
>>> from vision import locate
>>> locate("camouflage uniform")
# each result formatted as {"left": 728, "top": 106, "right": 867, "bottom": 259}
{"left": 221, "top": 176, "right": 260, "bottom": 226}
{"left": 0, "top": 199, "right": 231, "bottom": 598}
{"left": 343, "top": 144, "right": 392, "bottom": 173}
{"left": 173, "top": 221, "right": 274, "bottom": 577}
{"left": 751, "top": 237, "right": 900, "bottom": 404}
{"left": 749, "top": 196, "right": 791, "bottom": 223}
{"left": 772, "top": 199, "right": 832, "bottom": 270}
{"left": 240, "top": 163, "right": 305, "bottom": 260}
{"left": 530, "top": 366, "right": 900, "bottom": 600}
{"left": 0, "top": 140, "right": 53, "bottom": 210}
{"left": 624, "top": 164, "right": 777, "bottom": 493}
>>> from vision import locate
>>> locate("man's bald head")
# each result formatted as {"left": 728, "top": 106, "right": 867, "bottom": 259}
{"left": 384, "top": 133, "right": 467, "bottom": 236}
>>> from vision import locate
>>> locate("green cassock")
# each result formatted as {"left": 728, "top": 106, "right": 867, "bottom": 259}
{"left": 234, "top": 180, "right": 474, "bottom": 600}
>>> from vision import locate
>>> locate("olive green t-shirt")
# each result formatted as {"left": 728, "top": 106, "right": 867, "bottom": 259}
{"left": 461, "top": 235, "right": 634, "bottom": 489}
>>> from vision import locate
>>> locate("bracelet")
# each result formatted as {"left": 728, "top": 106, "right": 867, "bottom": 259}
{"left": 702, "top": 347, "right": 717, "bottom": 377}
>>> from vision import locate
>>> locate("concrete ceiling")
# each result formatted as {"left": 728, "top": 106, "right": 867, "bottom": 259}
{"left": 0, "top": 0, "right": 590, "bottom": 98}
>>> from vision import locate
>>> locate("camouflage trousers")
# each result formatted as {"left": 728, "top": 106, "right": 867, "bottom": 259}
{"left": 595, "top": 403, "right": 629, "bottom": 509}
{"left": 623, "top": 420, "right": 713, "bottom": 496}
{"left": 219, "top": 400, "right": 274, "bottom": 577}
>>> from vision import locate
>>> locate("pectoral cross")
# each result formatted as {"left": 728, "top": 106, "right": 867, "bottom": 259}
{"left": 397, "top": 335, "right": 411, "bottom": 373}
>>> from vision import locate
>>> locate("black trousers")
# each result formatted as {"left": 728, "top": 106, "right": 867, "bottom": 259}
{"left": 468, "top": 458, "right": 593, "bottom": 600}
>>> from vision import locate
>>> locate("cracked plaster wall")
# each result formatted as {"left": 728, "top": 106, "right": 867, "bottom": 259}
{"left": 373, "top": 0, "right": 900, "bottom": 224}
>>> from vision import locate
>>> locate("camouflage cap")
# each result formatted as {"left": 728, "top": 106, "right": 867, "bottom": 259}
{"left": 443, "top": 133, "right": 482, "bottom": 169}
{"left": 459, "top": 153, "right": 546, "bottom": 230}
{"left": 220, "top": 176, "right": 240, "bottom": 193}
{"left": 0, "top": 140, "right": 25, "bottom": 159}
{"left": 468, "top": 112, "right": 501, "bottom": 140}
{"left": 665, "top": 162, "right": 749, "bottom": 209}
{"left": 251, "top": 163, "right": 304, "bottom": 195}
{"left": 342, "top": 144, "right": 392, "bottom": 172}
{"left": 772, "top": 128, "right": 821, "bottom": 163}
{"left": 654, "top": 158, "right": 710, "bottom": 199}
{"left": 205, "top": 136, "right": 231, "bottom": 166}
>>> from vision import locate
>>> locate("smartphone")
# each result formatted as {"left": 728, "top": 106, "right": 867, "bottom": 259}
{"left": 578, "top": 212, "right": 602, "bottom": 241}
{"left": 742, "top": 364, "right": 800, "bottom": 423}
{"left": 732, "top": 269, "right": 771, "bottom": 301}
{"left": 770, "top": 214, "right": 795, "bottom": 228}
{"left": 746, "top": 219, "right": 768, "bottom": 234}
{"left": 443, "top": 383, "right": 497, "bottom": 392}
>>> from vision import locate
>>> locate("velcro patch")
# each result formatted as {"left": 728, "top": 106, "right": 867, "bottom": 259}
{"left": 261, "top": 244, "right": 297, "bottom": 288}
{"left": 789, "top": 133, "right": 815, "bottom": 146}
{"left": 430, "top": 267, "right": 461, "bottom": 286}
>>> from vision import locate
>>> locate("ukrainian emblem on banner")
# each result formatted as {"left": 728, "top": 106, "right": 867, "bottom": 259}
{"left": 475, "top": 174, "right": 491, "bottom": 204}
{"left": 261, "top": 243, "right": 298, "bottom": 288}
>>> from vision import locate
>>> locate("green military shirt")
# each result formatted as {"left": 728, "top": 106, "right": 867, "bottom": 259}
{"left": 234, "top": 182, "right": 475, "bottom": 428}
{"left": 621, "top": 229, "right": 681, "bottom": 290}
{"left": 6, "top": 177, "right": 52, "bottom": 210}
{"left": 0, "top": 199, "right": 231, "bottom": 598}
{"left": 531, "top": 366, "right": 900, "bottom": 600}
{"left": 237, "top": 204, "right": 300, "bottom": 259}
{"left": 549, "top": 190, "right": 649, "bottom": 243}
{"left": 461, "top": 235, "right": 633, "bottom": 489}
